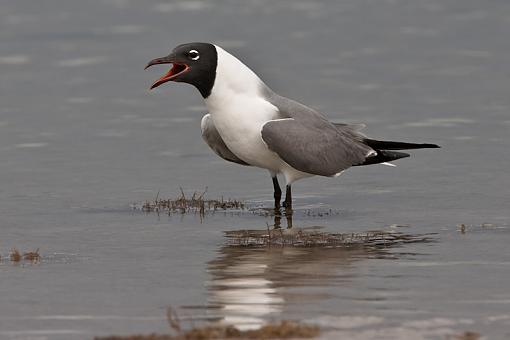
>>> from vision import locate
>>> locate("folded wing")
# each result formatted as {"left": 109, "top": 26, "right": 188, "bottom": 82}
{"left": 201, "top": 114, "right": 250, "bottom": 166}
{"left": 261, "top": 118, "right": 373, "bottom": 176}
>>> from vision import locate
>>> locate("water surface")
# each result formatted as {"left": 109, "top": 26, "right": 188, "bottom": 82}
{"left": 1, "top": 0, "right": 509, "bottom": 339}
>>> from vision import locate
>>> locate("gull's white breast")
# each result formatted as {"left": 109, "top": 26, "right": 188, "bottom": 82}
{"left": 203, "top": 45, "right": 312, "bottom": 183}
{"left": 205, "top": 92, "right": 283, "bottom": 172}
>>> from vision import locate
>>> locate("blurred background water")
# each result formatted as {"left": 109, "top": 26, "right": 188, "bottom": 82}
{"left": 0, "top": 0, "right": 509, "bottom": 339}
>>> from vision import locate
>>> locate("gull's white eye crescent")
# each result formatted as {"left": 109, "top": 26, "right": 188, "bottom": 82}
{"left": 188, "top": 50, "right": 200, "bottom": 61}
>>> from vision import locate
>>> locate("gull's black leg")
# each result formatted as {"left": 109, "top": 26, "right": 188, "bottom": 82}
{"left": 282, "top": 185, "right": 292, "bottom": 210}
{"left": 272, "top": 176, "right": 282, "bottom": 209}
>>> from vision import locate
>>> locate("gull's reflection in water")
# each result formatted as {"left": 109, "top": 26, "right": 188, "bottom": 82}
{"left": 205, "top": 213, "right": 409, "bottom": 330}
{"left": 273, "top": 208, "right": 293, "bottom": 229}
{"left": 207, "top": 242, "right": 371, "bottom": 330}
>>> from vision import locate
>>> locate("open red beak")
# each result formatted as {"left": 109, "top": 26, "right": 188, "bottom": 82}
{"left": 145, "top": 56, "right": 189, "bottom": 90}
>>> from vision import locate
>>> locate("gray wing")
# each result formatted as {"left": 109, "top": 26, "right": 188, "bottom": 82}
{"left": 201, "top": 114, "right": 250, "bottom": 166}
{"left": 261, "top": 90, "right": 374, "bottom": 176}
{"left": 333, "top": 123, "right": 366, "bottom": 135}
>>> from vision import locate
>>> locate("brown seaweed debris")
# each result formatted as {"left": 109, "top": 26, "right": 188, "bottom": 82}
{"left": 448, "top": 331, "right": 481, "bottom": 340}
{"left": 457, "top": 224, "right": 467, "bottom": 234}
{"left": 23, "top": 249, "right": 41, "bottom": 262}
{"left": 225, "top": 227, "right": 436, "bottom": 248}
{"left": 95, "top": 320, "right": 319, "bottom": 340}
{"left": 7, "top": 248, "right": 41, "bottom": 263}
{"left": 10, "top": 248, "right": 21, "bottom": 262}
{"left": 139, "top": 188, "right": 245, "bottom": 216}
{"left": 96, "top": 306, "right": 319, "bottom": 340}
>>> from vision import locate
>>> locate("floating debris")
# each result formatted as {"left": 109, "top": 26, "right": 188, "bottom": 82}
{"left": 136, "top": 188, "right": 245, "bottom": 216}
{"left": 448, "top": 331, "right": 481, "bottom": 340}
{"left": 9, "top": 248, "right": 21, "bottom": 262}
{"left": 456, "top": 222, "right": 503, "bottom": 233}
{"left": 458, "top": 224, "right": 467, "bottom": 234}
{"left": 224, "top": 227, "right": 436, "bottom": 248}
{"left": 5, "top": 248, "right": 41, "bottom": 263}
{"left": 96, "top": 305, "right": 319, "bottom": 340}
{"left": 23, "top": 248, "right": 41, "bottom": 262}
{"left": 95, "top": 320, "right": 319, "bottom": 340}
{"left": 389, "top": 223, "right": 411, "bottom": 229}
{"left": 248, "top": 207, "right": 342, "bottom": 219}
{"left": 303, "top": 208, "right": 340, "bottom": 217}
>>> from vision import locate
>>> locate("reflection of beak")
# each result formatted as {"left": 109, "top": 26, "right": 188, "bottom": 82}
{"left": 145, "top": 54, "right": 189, "bottom": 90}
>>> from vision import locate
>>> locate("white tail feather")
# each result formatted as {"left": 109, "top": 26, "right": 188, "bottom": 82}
{"left": 381, "top": 162, "right": 396, "bottom": 167}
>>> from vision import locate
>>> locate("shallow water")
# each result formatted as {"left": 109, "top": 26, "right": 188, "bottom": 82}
{"left": 1, "top": 0, "right": 509, "bottom": 339}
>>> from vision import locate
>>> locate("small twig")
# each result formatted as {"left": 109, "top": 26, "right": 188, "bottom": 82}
{"left": 197, "top": 186, "right": 208, "bottom": 200}
{"left": 166, "top": 306, "right": 181, "bottom": 334}
{"left": 179, "top": 187, "right": 186, "bottom": 201}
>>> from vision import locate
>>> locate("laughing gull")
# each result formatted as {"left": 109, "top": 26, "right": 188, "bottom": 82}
{"left": 145, "top": 42, "right": 439, "bottom": 210}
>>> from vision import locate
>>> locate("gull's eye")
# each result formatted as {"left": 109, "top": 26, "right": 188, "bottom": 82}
{"left": 188, "top": 50, "right": 200, "bottom": 61}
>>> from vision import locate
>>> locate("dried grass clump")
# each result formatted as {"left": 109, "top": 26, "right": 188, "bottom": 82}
{"left": 10, "top": 248, "right": 21, "bottom": 262}
{"left": 457, "top": 222, "right": 500, "bottom": 234}
{"left": 448, "top": 331, "right": 481, "bottom": 340}
{"left": 23, "top": 249, "right": 41, "bottom": 262}
{"left": 140, "top": 188, "right": 244, "bottom": 216}
{"left": 7, "top": 248, "right": 41, "bottom": 263}
{"left": 96, "top": 306, "right": 319, "bottom": 340}
{"left": 245, "top": 320, "right": 320, "bottom": 338}
{"left": 303, "top": 209, "right": 340, "bottom": 217}
{"left": 95, "top": 320, "right": 319, "bottom": 340}
{"left": 225, "top": 228, "right": 435, "bottom": 248}
{"left": 95, "top": 335, "right": 173, "bottom": 340}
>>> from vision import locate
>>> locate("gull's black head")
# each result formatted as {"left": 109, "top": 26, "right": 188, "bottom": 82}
{"left": 145, "top": 42, "right": 217, "bottom": 98}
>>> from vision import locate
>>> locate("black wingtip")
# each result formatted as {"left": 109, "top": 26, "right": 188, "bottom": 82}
{"left": 422, "top": 143, "right": 440, "bottom": 148}
{"left": 364, "top": 139, "right": 441, "bottom": 150}
{"left": 355, "top": 150, "right": 410, "bottom": 166}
